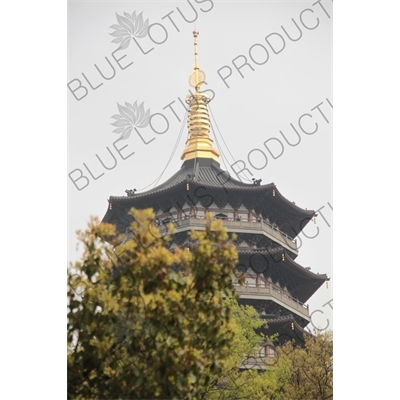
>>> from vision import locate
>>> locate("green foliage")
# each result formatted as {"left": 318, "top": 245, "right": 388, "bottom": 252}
{"left": 201, "top": 297, "right": 272, "bottom": 399}
{"left": 277, "top": 331, "right": 333, "bottom": 400}
{"left": 67, "top": 208, "right": 241, "bottom": 399}
{"left": 205, "top": 328, "right": 333, "bottom": 400}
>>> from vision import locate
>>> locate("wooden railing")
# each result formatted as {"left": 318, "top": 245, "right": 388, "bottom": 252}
{"left": 170, "top": 217, "right": 298, "bottom": 254}
{"left": 234, "top": 283, "right": 309, "bottom": 319}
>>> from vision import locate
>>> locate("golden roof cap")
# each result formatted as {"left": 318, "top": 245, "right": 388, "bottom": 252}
{"left": 181, "top": 31, "right": 220, "bottom": 163}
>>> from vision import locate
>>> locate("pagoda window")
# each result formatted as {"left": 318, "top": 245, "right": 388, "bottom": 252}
{"left": 196, "top": 209, "right": 205, "bottom": 219}
{"left": 215, "top": 212, "right": 228, "bottom": 220}
{"left": 245, "top": 268, "right": 257, "bottom": 287}
{"left": 257, "top": 274, "right": 268, "bottom": 287}
{"left": 245, "top": 277, "right": 257, "bottom": 287}
{"left": 181, "top": 207, "right": 191, "bottom": 219}
{"left": 266, "top": 345, "right": 275, "bottom": 358}
{"left": 239, "top": 213, "right": 248, "bottom": 222}
{"left": 226, "top": 210, "right": 234, "bottom": 220}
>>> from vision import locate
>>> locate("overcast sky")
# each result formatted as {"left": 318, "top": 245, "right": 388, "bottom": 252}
{"left": 68, "top": 0, "right": 333, "bottom": 331}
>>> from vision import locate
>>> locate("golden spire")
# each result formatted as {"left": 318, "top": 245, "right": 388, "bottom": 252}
{"left": 181, "top": 30, "right": 220, "bottom": 163}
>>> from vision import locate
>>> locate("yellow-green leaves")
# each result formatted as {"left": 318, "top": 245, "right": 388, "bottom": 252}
{"left": 68, "top": 208, "right": 239, "bottom": 400}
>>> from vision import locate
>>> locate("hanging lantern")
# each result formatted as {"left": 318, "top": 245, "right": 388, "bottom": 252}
{"left": 314, "top": 217, "right": 316, "bottom": 224}
{"left": 326, "top": 281, "right": 329, "bottom": 288}
{"left": 272, "top": 189, "right": 276, "bottom": 196}
{"left": 109, "top": 202, "right": 112, "bottom": 210}
{"left": 282, "top": 253, "right": 285, "bottom": 261}
{"left": 291, "top": 322, "right": 294, "bottom": 330}
{"left": 186, "top": 183, "right": 190, "bottom": 190}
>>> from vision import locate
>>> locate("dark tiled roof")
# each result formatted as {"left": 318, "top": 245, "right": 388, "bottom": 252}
{"left": 108, "top": 159, "right": 314, "bottom": 216}
{"left": 109, "top": 158, "right": 265, "bottom": 202}
{"left": 103, "top": 157, "right": 316, "bottom": 239}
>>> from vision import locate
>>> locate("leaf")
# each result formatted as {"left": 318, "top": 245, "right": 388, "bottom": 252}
{"left": 111, "top": 119, "right": 131, "bottom": 128}
{"left": 110, "top": 24, "right": 121, "bottom": 30}
{"left": 111, "top": 114, "right": 123, "bottom": 120}
{"left": 117, "top": 103, "right": 136, "bottom": 124}
{"left": 137, "top": 102, "right": 145, "bottom": 123}
{"left": 136, "top": 109, "right": 151, "bottom": 128}
{"left": 123, "top": 12, "right": 130, "bottom": 18}
{"left": 110, "top": 29, "right": 129, "bottom": 38}
{"left": 125, "top": 102, "right": 132, "bottom": 109}
{"left": 136, "top": 12, "right": 144, "bottom": 33}
{"left": 118, "top": 36, "right": 131, "bottom": 51}
{"left": 120, "top": 126, "right": 133, "bottom": 140}
{"left": 113, "top": 127, "right": 125, "bottom": 133}
{"left": 136, "top": 29, "right": 149, "bottom": 39}
{"left": 111, "top": 37, "right": 123, "bottom": 44}
{"left": 136, "top": 18, "right": 150, "bottom": 38}
{"left": 132, "top": 101, "right": 138, "bottom": 113}
{"left": 143, "top": 115, "right": 151, "bottom": 126}
{"left": 116, "top": 13, "right": 134, "bottom": 34}
{"left": 136, "top": 118, "right": 149, "bottom": 128}
{"left": 122, "top": 15, "right": 136, "bottom": 35}
{"left": 136, "top": 19, "right": 149, "bottom": 38}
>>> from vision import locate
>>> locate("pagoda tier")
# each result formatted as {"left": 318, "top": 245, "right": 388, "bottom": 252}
{"left": 166, "top": 230, "right": 326, "bottom": 303}
{"left": 239, "top": 295, "right": 310, "bottom": 327}
{"left": 173, "top": 230, "right": 298, "bottom": 260}
{"left": 103, "top": 158, "right": 315, "bottom": 239}
{"left": 236, "top": 249, "right": 327, "bottom": 303}
{"left": 261, "top": 314, "right": 313, "bottom": 346}
{"left": 239, "top": 316, "right": 312, "bottom": 370}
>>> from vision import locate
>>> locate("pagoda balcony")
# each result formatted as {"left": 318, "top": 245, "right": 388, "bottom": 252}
{"left": 234, "top": 283, "right": 310, "bottom": 320}
{"left": 171, "top": 216, "right": 298, "bottom": 256}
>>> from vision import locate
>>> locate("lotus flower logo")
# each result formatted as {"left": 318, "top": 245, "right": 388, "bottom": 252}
{"left": 111, "top": 101, "right": 151, "bottom": 140}
{"left": 110, "top": 12, "right": 150, "bottom": 50}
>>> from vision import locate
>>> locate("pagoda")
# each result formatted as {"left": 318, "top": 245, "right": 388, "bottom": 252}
{"left": 102, "top": 31, "right": 329, "bottom": 352}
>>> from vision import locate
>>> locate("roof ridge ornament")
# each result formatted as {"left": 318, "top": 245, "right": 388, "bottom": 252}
{"left": 125, "top": 189, "right": 137, "bottom": 197}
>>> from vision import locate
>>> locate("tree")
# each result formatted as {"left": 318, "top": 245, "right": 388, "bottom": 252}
{"left": 67, "top": 208, "right": 242, "bottom": 399}
{"left": 203, "top": 298, "right": 290, "bottom": 400}
{"left": 276, "top": 331, "right": 333, "bottom": 400}
{"left": 204, "top": 327, "right": 333, "bottom": 400}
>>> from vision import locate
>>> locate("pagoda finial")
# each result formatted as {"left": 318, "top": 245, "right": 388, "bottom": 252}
{"left": 189, "top": 30, "right": 206, "bottom": 92}
{"left": 181, "top": 31, "right": 220, "bottom": 163}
